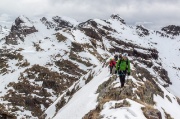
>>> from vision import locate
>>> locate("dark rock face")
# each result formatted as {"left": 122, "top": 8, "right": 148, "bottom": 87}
{"left": 15, "top": 17, "right": 24, "bottom": 26}
{"left": 142, "top": 107, "right": 162, "bottom": 119}
{"left": 71, "top": 42, "right": 84, "bottom": 52}
{"left": 5, "top": 16, "right": 38, "bottom": 45}
{"left": 153, "top": 66, "right": 171, "bottom": 84}
{"left": 162, "top": 25, "right": 180, "bottom": 36}
{"left": 80, "top": 28, "right": 102, "bottom": 41}
{"left": 52, "top": 16, "right": 73, "bottom": 30}
{"left": 136, "top": 25, "right": 150, "bottom": 37}
{"left": 110, "top": 14, "right": 126, "bottom": 24}
{"left": 79, "top": 19, "right": 98, "bottom": 28}
{"left": 40, "top": 17, "right": 55, "bottom": 29}
{"left": 0, "top": 113, "right": 15, "bottom": 119}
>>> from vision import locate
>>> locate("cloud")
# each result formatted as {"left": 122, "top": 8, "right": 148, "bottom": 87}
{"left": 0, "top": 0, "right": 180, "bottom": 29}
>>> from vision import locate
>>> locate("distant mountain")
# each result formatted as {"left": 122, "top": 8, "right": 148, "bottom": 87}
{"left": 162, "top": 25, "right": 180, "bottom": 36}
{"left": 0, "top": 14, "right": 180, "bottom": 119}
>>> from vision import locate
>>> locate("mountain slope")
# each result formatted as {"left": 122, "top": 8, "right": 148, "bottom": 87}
{"left": 0, "top": 14, "right": 179, "bottom": 119}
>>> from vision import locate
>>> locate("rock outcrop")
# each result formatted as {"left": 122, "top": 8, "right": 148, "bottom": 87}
{"left": 162, "top": 25, "right": 180, "bottom": 36}
{"left": 5, "top": 16, "right": 38, "bottom": 45}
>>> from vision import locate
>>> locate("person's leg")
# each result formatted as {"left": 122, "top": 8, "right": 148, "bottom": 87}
{"left": 119, "top": 71, "right": 124, "bottom": 87}
{"left": 112, "top": 66, "right": 116, "bottom": 74}
{"left": 120, "top": 75, "right": 124, "bottom": 87}
{"left": 121, "top": 75, "right": 125, "bottom": 87}
{"left": 110, "top": 66, "right": 112, "bottom": 74}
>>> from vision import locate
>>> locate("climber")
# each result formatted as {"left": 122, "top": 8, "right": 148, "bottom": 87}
{"left": 116, "top": 53, "right": 130, "bottom": 88}
{"left": 109, "top": 58, "right": 116, "bottom": 74}
{"left": 115, "top": 54, "right": 122, "bottom": 74}
{"left": 114, "top": 54, "right": 118, "bottom": 62}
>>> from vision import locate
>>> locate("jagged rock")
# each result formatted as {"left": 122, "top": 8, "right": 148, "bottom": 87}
{"left": 90, "top": 39, "right": 97, "bottom": 48}
{"left": 110, "top": 14, "right": 126, "bottom": 24}
{"left": 133, "top": 64, "right": 164, "bottom": 103}
{"left": 102, "top": 26, "right": 116, "bottom": 32}
{"left": 80, "top": 28, "right": 102, "bottom": 41}
{"left": 97, "top": 28, "right": 107, "bottom": 36}
{"left": 79, "top": 19, "right": 98, "bottom": 28}
{"left": 97, "top": 76, "right": 136, "bottom": 103}
{"left": 136, "top": 59, "right": 153, "bottom": 68}
{"left": 5, "top": 16, "right": 38, "bottom": 45}
{"left": 115, "top": 99, "right": 131, "bottom": 108}
{"left": 162, "top": 25, "right": 180, "bottom": 36}
{"left": 176, "top": 97, "right": 180, "bottom": 105}
{"left": 40, "top": 17, "right": 55, "bottom": 29}
{"left": 136, "top": 25, "right": 150, "bottom": 37}
{"left": 15, "top": 17, "right": 24, "bottom": 26}
{"left": 155, "top": 30, "right": 171, "bottom": 38}
{"left": 163, "top": 109, "right": 174, "bottom": 119}
{"left": 85, "top": 71, "right": 94, "bottom": 84}
{"left": 142, "top": 107, "right": 162, "bottom": 119}
{"left": 83, "top": 109, "right": 100, "bottom": 119}
{"left": 52, "top": 16, "right": 73, "bottom": 30}
{"left": 153, "top": 66, "right": 171, "bottom": 84}
{"left": 166, "top": 95, "right": 172, "bottom": 103}
{"left": 56, "top": 97, "right": 66, "bottom": 112}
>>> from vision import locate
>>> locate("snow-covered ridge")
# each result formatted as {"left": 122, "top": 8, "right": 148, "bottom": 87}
{"left": 0, "top": 14, "right": 180, "bottom": 119}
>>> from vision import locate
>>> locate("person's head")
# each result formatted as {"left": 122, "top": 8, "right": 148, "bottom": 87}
{"left": 122, "top": 53, "right": 128, "bottom": 60}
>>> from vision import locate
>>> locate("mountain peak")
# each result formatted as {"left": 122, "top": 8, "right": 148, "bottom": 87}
{"left": 14, "top": 15, "right": 34, "bottom": 27}
{"left": 52, "top": 16, "right": 74, "bottom": 29}
{"left": 110, "top": 14, "right": 126, "bottom": 24}
{"left": 162, "top": 25, "right": 180, "bottom": 36}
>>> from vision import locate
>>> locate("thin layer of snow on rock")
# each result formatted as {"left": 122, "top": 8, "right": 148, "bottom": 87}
{"left": 100, "top": 99, "right": 146, "bottom": 119}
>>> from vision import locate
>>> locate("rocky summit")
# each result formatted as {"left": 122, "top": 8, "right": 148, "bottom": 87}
{"left": 0, "top": 14, "right": 180, "bottom": 119}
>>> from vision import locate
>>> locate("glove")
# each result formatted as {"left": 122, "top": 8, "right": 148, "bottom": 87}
{"left": 127, "top": 72, "right": 130, "bottom": 76}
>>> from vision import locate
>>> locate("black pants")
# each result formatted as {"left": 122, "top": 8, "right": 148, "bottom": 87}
{"left": 119, "top": 71, "right": 127, "bottom": 87}
{"left": 110, "top": 66, "right": 113, "bottom": 74}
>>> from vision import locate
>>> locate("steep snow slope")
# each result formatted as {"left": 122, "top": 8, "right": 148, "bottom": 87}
{"left": 53, "top": 65, "right": 109, "bottom": 119}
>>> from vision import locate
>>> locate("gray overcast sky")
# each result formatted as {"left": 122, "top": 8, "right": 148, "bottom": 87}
{"left": 0, "top": 0, "right": 180, "bottom": 29}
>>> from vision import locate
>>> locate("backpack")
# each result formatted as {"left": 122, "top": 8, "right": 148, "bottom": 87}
{"left": 117, "top": 59, "right": 129, "bottom": 71}
{"left": 110, "top": 60, "right": 116, "bottom": 67}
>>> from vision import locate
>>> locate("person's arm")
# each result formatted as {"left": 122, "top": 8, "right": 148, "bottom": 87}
{"left": 128, "top": 60, "right": 131, "bottom": 73}
{"left": 116, "top": 60, "right": 119, "bottom": 70}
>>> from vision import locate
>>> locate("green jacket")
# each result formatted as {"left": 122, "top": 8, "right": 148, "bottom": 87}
{"left": 116, "top": 59, "right": 130, "bottom": 73}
